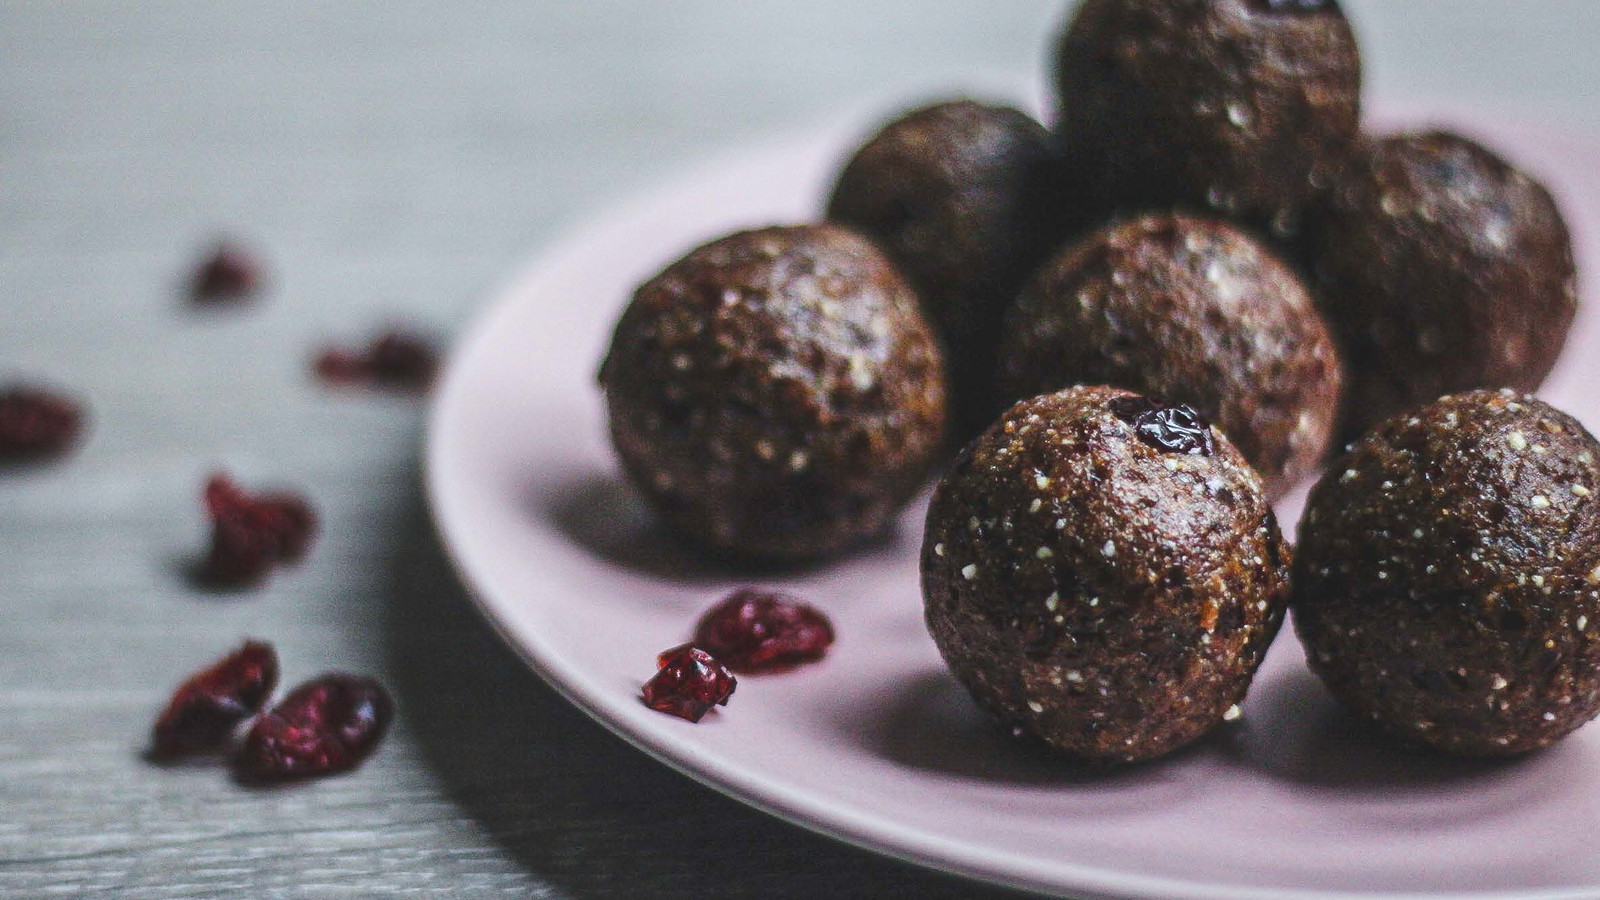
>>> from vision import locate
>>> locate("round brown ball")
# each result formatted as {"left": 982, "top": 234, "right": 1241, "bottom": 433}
{"left": 1053, "top": 0, "right": 1361, "bottom": 235}
{"left": 995, "top": 214, "right": 1343, "bottom": 499}
{"left": 1310, "top": 132, "right": 1579, "bottom": 441}
{"left": 1294, "top": 390, "right": 1600, "bottom": 757}
{"left": 598, "top": 224, "right": 947, "bottom": 561}
{"left": 921, "top": 384, "right": 1290, "bottom": 764}
{"left": 827, "top": 100, "right": 1073, "bottom": 439}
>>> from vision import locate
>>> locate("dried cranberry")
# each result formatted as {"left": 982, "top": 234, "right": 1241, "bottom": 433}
{"left": 0, "top": 386, "right": 84, "bottom": 459}
{"left": 1109, "top": 396, "right": 1214, "bottom": 456}
{"left": 192, "top": 242, "right": 264, "bottom": 302}
{"left": 641, "top": 644, "right": 736, "bottom": 722}
{"left": 693, "top": 588, "right": 835, "bottom": 673}
{"left": 151, "top": 641, "right": 279, "bottom": 757}
{"left": 202, "top": 474, "right": 318, "bottom": 585}
{"left": 314, "top": 330, "right": 439, "bottom": 392}
{"left": 235, "top": 674, "right": 393, "bottom": 780}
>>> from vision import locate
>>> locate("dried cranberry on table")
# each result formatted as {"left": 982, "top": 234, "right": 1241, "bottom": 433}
{"left": 0, "top": 386, "right": 85, "bottom": 460}
{"left": 201, "top": 473, "right": 318, "bottom": 586}
{"left": 314, "top": 330, "right": 440, "bottom": 392}
{"left": 151, "top": 641, "right": 279, "bottom": 758}
{"left": 191, "top": 241, "right": 265, "bottom": 302}
{"left": 641, "top": 645, "right": 736, "bottom": 723}
{"left": 235, "top": 674, "right": 394, "bottom": 780}
{"left": 693, "top": 588, "right": 835, "bottom": 673}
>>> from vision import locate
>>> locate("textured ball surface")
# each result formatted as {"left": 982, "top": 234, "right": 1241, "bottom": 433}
{"left": 599, "top": 224, "right": 947, "bottom": 561}
{"left": 1054, "top": 0, "right": 1361, "bottom": 234}
{"left": 1310, "top": 132, "right": 1578, "bottom": 440}
{"left": 1294, "top": 390, "right": 1600, "bottom": 756}
{"left": 996, "top": 214, "right": 1342, "bottom": 498}
{"left": 921, "top": 385, "right": 1290, "bottom": 764}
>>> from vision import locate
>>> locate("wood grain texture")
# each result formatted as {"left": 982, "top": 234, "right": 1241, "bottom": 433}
{"left": 0, "top": 1, "right": 1594, "bottom": 896}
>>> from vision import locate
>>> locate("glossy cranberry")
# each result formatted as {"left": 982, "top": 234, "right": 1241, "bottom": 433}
{"left": 192, "top": 242, "right": 264, "bottom": 302}
{"left": 1109, "top": 397, "right": 1215, "bottom": 456}
{"left": 314, "top": 330, "right": 439, "bottom": 392}
{"left": 235, "top": 674, "right": 394, "bottom": 780}
{"left": 203, "top": 474, "right": 318, "bottom": 585}
{"left": 0, "top": 386, "right": 84, "bottom": 459}
{"left": 693, "top": 588, "right": 835, "bottom": 673}
{"left": 641, "top": 644, "right": 736, "bottom": 723}
{"left": 151, "top": 641, "right": 279, "bottom": 757}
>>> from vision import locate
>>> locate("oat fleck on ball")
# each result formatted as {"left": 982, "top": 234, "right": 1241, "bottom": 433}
{"left": 921, "top": 385, "right": 1290, "bottom": 764}
{"left": 827, "top": 99, "right": 1077, "bottom": 438}
{"left": 1294, "top": 390, "right": 1600, "bottom": 757}
{"left": 1053, "top": 0, "right": 1361, "bottom": 234}
{"left": 598, "top": 224, "right": 947, "bottom": 562}
{"left": 995, "top": 214, "right": 1343, "bottom": 498}
{"left": 1310, "top": 132, "right": 1578, "bottom": 440}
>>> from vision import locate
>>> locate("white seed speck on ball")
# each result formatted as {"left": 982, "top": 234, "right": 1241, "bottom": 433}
{"left": 961, "top": 564, "right": 978, "bottom": 581}
{"left": 1531, "top": 495, "right": 1551, "bottom": 509}
{"left": 933, "top": 543, "right": 945, "bottom": 557}
{"left": 1027, "top": 700, "right": 1044, "bottom": 714}
{"left": 1035, "top": 474, "right": 1052, "bottom": 490}
{"left": 1491, "top": 675, "right": 1509, "bottom": 690}
{"left": 1507, "top": 432, "right": 1529, "bottom": 452}
{"left": 1223, "top": 705, "right": 1242, "bottom": 722}
{"left": 1029, "top": 498, "right": 1042, "bottom": 513}
{"left": 1102, "top": 540, "right": 1116, "bottom": 558}
{"left": 1036, "top": 547, "right": 1054, "bottom": 560}
{"left": 1574, "top": 485, "right": 1592, "bottom": 498}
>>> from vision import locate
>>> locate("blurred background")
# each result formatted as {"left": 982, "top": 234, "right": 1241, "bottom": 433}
{"left": 1, "top": 2, "right": 1597, "bottom": 897}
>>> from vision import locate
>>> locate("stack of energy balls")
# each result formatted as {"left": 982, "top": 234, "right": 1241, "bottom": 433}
{"left": 599, "top": 0, "right": 1590, "bottom": 764}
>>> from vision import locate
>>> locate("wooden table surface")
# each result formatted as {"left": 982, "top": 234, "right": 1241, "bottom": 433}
{"left": 3, "top": 2, "right": 1596, "bottom": 897}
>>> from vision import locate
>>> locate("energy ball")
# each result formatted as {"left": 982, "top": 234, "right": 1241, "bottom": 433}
{"left": 1053, "top": 0, "right": 1361, "bottom": 234}
{"left": 995, "top": 214, "right": 1343, "bottom": 499}
{"left": 1310, "top": 132, "right": 1578, "bottom": 441}
{"left": 921, "top": 385, "right": 1290, "bottom": 764}
{"left": 598, "top": 224, "right": 947, "bottom": 562}
{"left": 827, "top": 100, "right": 1073, "bottom": 439}
{"left": 1294, "top": 390, "right": 1600, "bottom": 757}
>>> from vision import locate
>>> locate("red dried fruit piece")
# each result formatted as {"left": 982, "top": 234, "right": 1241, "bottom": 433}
{"left": 314, "top": 330, "right": 439, "bottom": 392}
{"left": 203, "top": 473, "right": 318, "bottom": 585}
{"left": 235, "top": 674, "right": 394, "bottom": 780}
{"left": 151, "top": 640, "right": 279, "bottom": 758}
{"left": 0, "top": 386, "right": 84, "bottom": 459}
{"left": 693, "top": 588, "right": 836, "bottom": 673}
{"left": 641, "top": 644, "right": 736, "bottom": 723}
{"left": 191, "top": 242, "right": 264, "bottom": 302}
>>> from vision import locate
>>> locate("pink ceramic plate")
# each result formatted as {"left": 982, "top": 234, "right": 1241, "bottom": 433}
{"left": 425, "top": 100, "right": 1600, "bottom": 900}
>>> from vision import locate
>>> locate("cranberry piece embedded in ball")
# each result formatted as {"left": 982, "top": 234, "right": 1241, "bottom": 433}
{"left": 0, "top": 386, "right": 84, "bottom": 460}
{"left": 235, "top": 674, "right": 394, "bottom": 780}
{"left": 693, "top": 588, "right": 835, "bottom": 673}
{"left": 151, "top": 640, "right": 279, "bottom": 757}
{"left": 641, "top": 645, "right": 737, "bottom": 722}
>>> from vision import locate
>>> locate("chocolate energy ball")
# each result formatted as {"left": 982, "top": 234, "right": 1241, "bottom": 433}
{"left": 827, "top": 100, "right": 1073, "bottom": 439}
{"left": 995, "top": 214, "right": 1343, "bottom": 499}
{"left": 921, "top": 385, "right": 1290, "bottom": 764}
{"left": 598, "top": 224, "right": 947, "bottom": 562}
{"left": 1294, "top": 390, "right": 1600, "bottom": 757}
{"left": 1054, "top": 0, "right": 1361, "bottom": 235}
{"left": 1310, "top": 132, "right": 1579, "bottom": 441}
